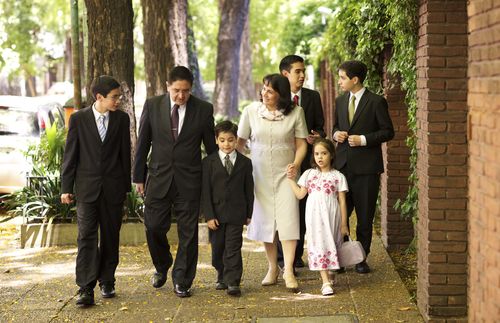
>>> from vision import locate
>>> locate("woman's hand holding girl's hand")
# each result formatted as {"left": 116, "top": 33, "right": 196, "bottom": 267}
{"left": 286, "top": 163, "right": 297, "bottom": 179}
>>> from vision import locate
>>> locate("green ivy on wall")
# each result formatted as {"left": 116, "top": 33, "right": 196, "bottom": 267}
{"left": 317, "top": 0, "right": 419, "bottom": 239}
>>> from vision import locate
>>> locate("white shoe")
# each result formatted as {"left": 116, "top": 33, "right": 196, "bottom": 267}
{"left": 321, "top": 283, "right": 334, "bottom": 296}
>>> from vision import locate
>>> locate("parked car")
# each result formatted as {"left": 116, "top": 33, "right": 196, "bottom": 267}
{"left": 0, "top": 96, "right": 65, "bottom": 194}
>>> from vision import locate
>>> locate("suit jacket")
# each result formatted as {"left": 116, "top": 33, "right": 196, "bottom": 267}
{"left": 333, "top": 89, "right": 394, "bottom": 175}
{"left": 300, "top": 87, "right": 326, "bottom": 171}
{"left": 133, "top": 94, "right": 217, "bottom": 202}
{"left": 61, "top": 106, "right": 131, "bottom": 204}
{"left": 201, "top": 151, "right": 254, "bottom": 225}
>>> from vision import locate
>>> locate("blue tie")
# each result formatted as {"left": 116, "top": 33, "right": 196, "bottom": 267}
{"left": 98, "top": 115, "right": 106, "bottom": 142}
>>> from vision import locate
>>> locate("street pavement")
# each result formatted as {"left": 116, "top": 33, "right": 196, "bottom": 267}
{"left": 0, "top": 217, "right": 422, "bottom": 322}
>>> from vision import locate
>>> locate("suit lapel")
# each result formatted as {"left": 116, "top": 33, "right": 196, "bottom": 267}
{"left": 300, "top": 89, "right": 310, "bottom": 113}
{"left": 159, "top": 95, "right": 174, "bottom": 140}
{"left": 178, "top": 97, "right": 194, "bottom": 141}
{"left": 103, "top": 111, "right": 117, "bottom": 144}
{"left": 212, "top": 153, "right": 228, "bottom": 176}
{"left": 231, "top": 152, "right": 244, "bottom": 176}
{"left": 83, "top": 107, "right": 102, "bottom": 144}
{"left": 350, "top": 90, "right": 370, "bottom": 127}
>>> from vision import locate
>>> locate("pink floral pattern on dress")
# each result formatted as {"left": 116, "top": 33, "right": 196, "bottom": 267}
{"left": 309, "top": 250, "right": 339, "bottom": 270}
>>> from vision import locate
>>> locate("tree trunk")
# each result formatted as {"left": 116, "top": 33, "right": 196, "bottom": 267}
{"left": 142, "top": 0, "right": 174, "bottom": 97}
{"left": 187, "top": 16, "right": 207, "bottom": 100}
{"left": 142, "top": 0, "right": 204, "bottom": 99}
{"left": 84, "top": 0, "right": 137, "bottom": 164}
{"left": 212, "top": 0, "right": 250, "bottom": 118}
{"left": 238, "top": 12, "right": 255, "bottom": 101}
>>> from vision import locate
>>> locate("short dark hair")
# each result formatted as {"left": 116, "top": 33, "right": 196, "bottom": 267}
{"left": 279, "top": 55, "right": 304, "bottom": 73}
{"left": 168, "top": 66, "right": 194, "bottom": 85}
{"left": 215, "top": 120, "right": 238, "bottom": 137}
{"left": 338, "top": 60, "right": 368, "bottom": 84}
{"left": 91, "top": 75, "right": 120, "bottom": 99}
{"left": 310, "top": 138, "right": 336, "bottom": 169}
{"left": 262, "top": 74, "right": 293, "bottom": 115}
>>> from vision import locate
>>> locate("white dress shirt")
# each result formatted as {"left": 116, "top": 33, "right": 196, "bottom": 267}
{"left": 92, "top": 104, "right": 110, "bottom": 129}
{"left": 218, "top": 149, "right": 237, "bottom": 166}
{"left": 170, "top": 99, "right": 186, "bottom": 133}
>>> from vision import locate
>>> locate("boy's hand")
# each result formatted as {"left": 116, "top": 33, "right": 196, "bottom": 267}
{"left": 207, "top": 219, "right": 219, "bottom": 231}
{"left": 246, "top": 218, "right": 251, "bottom": 225}
{"left": 341, "top": 225, "right": 349, "bottom": 237}
{"left": 61, "top": 193, "right": 74, "bottom": 204}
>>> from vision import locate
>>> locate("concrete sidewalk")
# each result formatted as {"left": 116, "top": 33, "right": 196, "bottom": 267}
{"left": 0, "top": 219, "right": 422, "bottom": 322}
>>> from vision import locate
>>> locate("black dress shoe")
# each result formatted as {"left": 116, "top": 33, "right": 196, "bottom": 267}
{"left": 100, "top": 284, "right": 116, "bottom": 298}
{"left": 355, "top": 261, "right": 371, "bottom": 274}
{"left": 294, "top": 258, "right": 305, "bottom": 268}
{"left": 336, "top": 267, "right": 346, "bottom": 274}
{"left": 152, "top": 272, "right": 167, "bottom": 288}
{"left": 227, "top": 285, "right": 241, "bottom": 297}
{"left": 76, "top": 288, "right": 94, "bottom": 306}
{"left": 174, "top": 284, "right": 191, "bottom": 298}
{"left": 216, "top": 281, "right": 228, "bottom": 290}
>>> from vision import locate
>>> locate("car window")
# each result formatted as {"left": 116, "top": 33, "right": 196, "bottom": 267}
{"left": 0, "top": 109, "right": 39, "bottom": 137}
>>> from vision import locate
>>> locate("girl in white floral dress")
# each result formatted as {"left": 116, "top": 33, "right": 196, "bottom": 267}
{"left": 287, "top": 139, "right": 349, "bottom": 295}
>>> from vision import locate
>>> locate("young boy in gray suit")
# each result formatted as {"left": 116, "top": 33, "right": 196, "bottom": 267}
{"left": 201, "top": 120, "right": 254, "bottom": 297}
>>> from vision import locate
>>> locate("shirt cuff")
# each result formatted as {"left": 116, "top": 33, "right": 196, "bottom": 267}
{"left": 360, "top": 135, "right": 367, "bottom": 146}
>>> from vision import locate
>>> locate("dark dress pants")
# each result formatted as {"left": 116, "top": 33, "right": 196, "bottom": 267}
{"left": 209, "top": 223, "right": 244, "bottom": 286}
{"left": 144, "top": 180, "right": 199, "bottom": 289}
{"left": 340, "top": 167, "right": 380, "bottom": 256}
{"left": 76, "top": 191, "right": 123, "bottom": 289}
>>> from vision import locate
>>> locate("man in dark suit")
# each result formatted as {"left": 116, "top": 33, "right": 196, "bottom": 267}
{"left": 202, "top": 120, "right": 254, "bottom": 297}
{"left": 333, "top": 60, "right": 394, "bottom": 274}
{"left": 277, "top": 55, "right": 326, "bottom": 269}
{"left": 61, "top": 75, "right": 131, "bottom": 306}
{"left": 133, "top": 66, "right": 217, "bottom": 298}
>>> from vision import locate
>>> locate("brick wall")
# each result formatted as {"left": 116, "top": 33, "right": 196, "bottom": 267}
{"left": 467, "top": 1, "right": 500, "bottom": 322}
{"left": 380, "top": 47, "right": 413, "bottom": 250}
{"left": 416, "top": 1, "right": 468, "bottom": 321}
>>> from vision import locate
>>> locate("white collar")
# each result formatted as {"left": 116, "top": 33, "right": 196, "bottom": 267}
{"left": 92, "top": 104, "right": 109, "bottom": 120}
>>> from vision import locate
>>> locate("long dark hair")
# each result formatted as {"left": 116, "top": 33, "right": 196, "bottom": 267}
{"left": 261, "top": 73, "right": 293, "bottom": 115}
{"left": 310, "top": 138, "right": 336, "bottom": 169}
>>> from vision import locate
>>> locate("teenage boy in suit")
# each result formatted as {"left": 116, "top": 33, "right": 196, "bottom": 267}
{"left": 202, "top": 120, "right": 254, "bottom": 297}
{"left": 277, "top": 55, "right": 326, "bottom": 269}
{"left": 332, "top": 60, "right": 394, "bottom": 274}
{"left": 133, "top": 66, "right": 217, "bottom": 298}
{"left": 61, "top": 75, "right": 131, "bottom": 306}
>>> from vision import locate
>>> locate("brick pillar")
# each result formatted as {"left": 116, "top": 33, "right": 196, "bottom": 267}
{"left": 416, "top": 1, "right": 468, "bottom": 321}
{"left": 467, "top": 1, "right": 500, "bottom": 322}
{"left": 380, "top": 47, "right": 413, "bottom": 250}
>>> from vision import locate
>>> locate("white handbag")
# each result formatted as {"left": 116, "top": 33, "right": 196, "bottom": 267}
{"left": 338, "top": 236, "right": 366, "bottom": 267}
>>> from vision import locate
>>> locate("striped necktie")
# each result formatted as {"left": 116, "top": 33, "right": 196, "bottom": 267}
{"left": 98, "top": 114, "right": 106, "bottom": 142}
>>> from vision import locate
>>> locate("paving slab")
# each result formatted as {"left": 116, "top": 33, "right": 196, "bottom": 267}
{"left": 0, "top": 217, "right": 423, "bottom": 323}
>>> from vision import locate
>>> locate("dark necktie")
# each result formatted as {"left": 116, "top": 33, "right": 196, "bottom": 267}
{"left": 224, "top": 154, "right": 233, "bottom": 175}
{"left": 293, "top": 95, "right": 299, "bottom": 106}
{"left": 171, "top": 104, "right": 179, "bottom": 140}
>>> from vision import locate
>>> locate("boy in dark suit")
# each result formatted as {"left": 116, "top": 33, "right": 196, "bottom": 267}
{"left": 332, "top": 60, "right": 394, "bottom": 274}
{"left": 201, "top": 120, "right": 254, "bottom": 297}
{"left": 61, "top": 75, "right": 131, "bottom": 306}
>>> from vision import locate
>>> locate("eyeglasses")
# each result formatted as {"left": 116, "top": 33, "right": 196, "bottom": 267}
{"left": 108, "top": 95, "right": 123, "bottom": 101}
